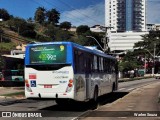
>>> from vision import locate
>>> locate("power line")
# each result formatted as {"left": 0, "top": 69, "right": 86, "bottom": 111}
{"left": 45, "top": 0, "right": 104, "bottom": 25}
{"left": 58, "top": 0, "right": 103, "bottom": 24}
{"left": 30, "top": 0, "right": 104, "bottom": 26}
{"left": 42, "top": 0, "right": 86, "bottom": 24}
{"left": 31, "top": 0, "right": 93, "bottom": 25}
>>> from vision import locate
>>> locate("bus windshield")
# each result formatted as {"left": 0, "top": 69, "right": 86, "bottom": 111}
{"left": 29, "top": 44, "right": 67, "bottom": 64}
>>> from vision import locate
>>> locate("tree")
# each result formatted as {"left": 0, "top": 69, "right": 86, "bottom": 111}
{"left": 55, "top": 30, "right": 71, "bottom": 41}
{"left": 34, "top": 7, "right": 46, "bottom": 24}
{"left": 20, "top": 22, "right": 36, "bottom": 38}
{"left": 0, "top": 28, "right": 3, "bottom": 42}
{"left": 44, "top": 24, "right": 57, "bottom": 39}
{"left": 27, "top": 17, "right": 33, "bottom": 23}
{"left": 7, "top": 17, "right": 26, "bottom": 33}
{"left": 134, "top": 30, "right": 160, "bottom": 73}
{"left": 118, "top": 51, "right": 142, "bottom": 73}
{"left": 7, "top": 17, "right": 36, "bottom": 38}
{"left": 46, "top": 9, "right": 60, "bottom": 25}
{"left": 76, "top": 25, "right": 90, "bottom": 35}
{"left": 134, "top": 30, "right": 160, "bottom": 53}
{"left": 60, "top": 21, "right": 71, "bottom": 30}
{"left": 0, "top": 8, "right": 10, "bottom": 21}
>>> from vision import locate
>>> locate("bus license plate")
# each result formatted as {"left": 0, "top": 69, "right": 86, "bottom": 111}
{"left": 44, "top": 85, "right": 52, "bottom": 88}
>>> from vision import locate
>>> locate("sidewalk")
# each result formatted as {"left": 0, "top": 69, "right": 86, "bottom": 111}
{"left": 79, "top": 82, "right": 160, "bottom": 120}
{"left": 0, "top": 87, "right": 25, "bottom": 99}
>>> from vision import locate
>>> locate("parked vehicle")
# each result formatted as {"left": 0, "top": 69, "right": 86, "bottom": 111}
{"left": 155, "top": 72, "right": 160, "bottom": 79}
{"left": 1, "top": 70, "right": 24, "bottom": 81}
{"left": 0, "top": 72, "right": 2, "bottom": 80}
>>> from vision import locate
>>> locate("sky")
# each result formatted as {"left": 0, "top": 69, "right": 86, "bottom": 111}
{"left": 0, "top": 0, "right": 160, "bottom": 27}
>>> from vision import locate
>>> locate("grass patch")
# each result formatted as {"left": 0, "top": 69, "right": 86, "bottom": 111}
{"left": 1, "top": 91, "right": 25, "bottom": 97}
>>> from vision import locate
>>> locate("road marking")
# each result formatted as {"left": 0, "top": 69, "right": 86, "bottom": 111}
{"left": 117, "top": 117, "right": 127, "bottom": 119}
{"left": 127, "top": 105, "right": 134, "bottom": 108}
{"left": 71, "top": 110, "right": 91, "bottom": 120}
{"left": 126, "top": 108, "right": 133, "bottom": 111}
{"left": 118, "top": 88, "right": 126, "bottom": 91}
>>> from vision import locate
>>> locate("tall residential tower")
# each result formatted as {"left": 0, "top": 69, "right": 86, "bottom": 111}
{"left": 105, "top": 0, "right": 146, "bottom": 32}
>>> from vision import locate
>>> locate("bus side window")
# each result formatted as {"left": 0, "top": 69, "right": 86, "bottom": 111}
{"left": 74, "top": 50, "right": 84, "bottom": 73}
{"left": 99, "top": 57, "right": 104, "bottom": 73}
{"left": 93, "top": 55, "right": 98, "bottom": 72}
{"left": 84, "top": 53, "right": 91, "bottom": 74}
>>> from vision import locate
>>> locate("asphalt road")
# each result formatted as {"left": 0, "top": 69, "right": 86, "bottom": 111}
{"left": 0, "top": 78, "right": 159, "bottom": 120}
{"left": 118, "top": 78, "right": 159, "bottom": 92}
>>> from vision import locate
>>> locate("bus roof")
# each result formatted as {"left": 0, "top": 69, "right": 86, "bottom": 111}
{"left": 26, "top": 41, "right": 116, "bottom": 60}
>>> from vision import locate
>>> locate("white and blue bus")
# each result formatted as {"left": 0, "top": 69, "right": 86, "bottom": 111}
{"left": 25, "top": 42, "right": 118, "bottom": 104}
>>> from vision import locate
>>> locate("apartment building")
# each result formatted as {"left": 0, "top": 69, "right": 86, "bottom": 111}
{"left": 105, "top": 0, "right": 147, "bottom": 52}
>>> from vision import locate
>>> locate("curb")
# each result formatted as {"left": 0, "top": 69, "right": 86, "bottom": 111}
{"left": 0, "top": 95, "right": 25, "bottom": 100}
{"left": 75, "top": 82, "right": 160, "bottom": 120}
{"left": 118, "top": 77, "right": 153, "bottom": 82}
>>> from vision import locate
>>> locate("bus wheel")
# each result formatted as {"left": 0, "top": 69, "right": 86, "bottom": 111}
{"left": 91, "top": 86, "right": 98, "bottom": 109}
{"left": 93, "top": 87, "right": 98, "bottom": 102}
{"left": 15, "top": 78, "right": 19, "bottom": 81}
{"left": 112, "top": 82, "right": 115, "bottom": 92}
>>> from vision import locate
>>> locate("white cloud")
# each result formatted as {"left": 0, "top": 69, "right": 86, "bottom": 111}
{"left": 60, "top": 2, "right": 105, "bottom": 27}
{"left": 147, "top": 1, "right": 160, "bottom": 24}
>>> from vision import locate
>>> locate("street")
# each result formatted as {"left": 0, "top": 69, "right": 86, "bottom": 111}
{"left": 0, "top": 78, "right": 159, "bottom": 120}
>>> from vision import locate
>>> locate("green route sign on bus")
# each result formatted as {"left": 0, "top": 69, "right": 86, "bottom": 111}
{"left": 30, "top": 44, "right": 67, "bottom": 64}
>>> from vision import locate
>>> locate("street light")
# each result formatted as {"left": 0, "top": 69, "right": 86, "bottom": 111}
{"left": 86, "top": 36, "right": 104, "bottom": 52}
{"left": 143, "top": 36, "right": 160, "bottom": 76}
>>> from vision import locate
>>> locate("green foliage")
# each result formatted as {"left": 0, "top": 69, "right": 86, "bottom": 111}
{"left": 46, "top": 9, "right": 60, "bottom": 25}
{"left": 7, "top": 17, "right": 26, "bottom": 32}
{"left": 1, "top": 37, "right": 11, "bottom": 43}
{"left": 60, "top": 21, "right": 71, "bottom": 30}
{"left": 0, "top": 28, "right": 3, "bottom": 34}
{"left": 0, "top": 8, "right": 10, "bottom": 21}
{"left": 20, "top": 23, "right": 36, "bottom": 38}
{"left": 44, "top": 24, "right": 57, "bottom": 39}
{"left": 134, "top": 30, "right": 160, "bottom": 55}
{"left": 118, "top": 51, "right": 142, "bottom": 72}
{"left": 76, "top": 25, "right": 90, "bottom": 35}
{"left": 0, "top": 42, "right": 16, "bottom": 51}
{"left": 27, "top": 17, "right": 33, "bottom": 23}
{"left": 6, "top": 17, "right": 36, "bottom": 38}
{"left": 119, "top": 61, "right": 139, "bottom": 72}
{"left": 34, "top": 7, "right": 46, "bottom": 24}
{"left": 36, "top": 34, "right": 52, "bottom": 42}
{"left": 55, "top": 30, "right": 72, "bottom": 41}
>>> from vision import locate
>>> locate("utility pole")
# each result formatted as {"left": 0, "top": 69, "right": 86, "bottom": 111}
{"left": 153, "top": 43, "right": 156, "bottom": 75}
{"left": 101, "top": 26, "right": 113, "bottom": 53}
{"left": 145, "top": 43, "right": 157, "bottom": 76}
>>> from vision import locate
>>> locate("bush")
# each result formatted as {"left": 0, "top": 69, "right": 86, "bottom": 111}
{"left": 20, "top": 30, "right": 37, "bottom": 39}
{"left": 2, "top": 37, "right": 11, "bottom": 43}
{"left": 36, "top": 34, "right": 52, "bottom": 42}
